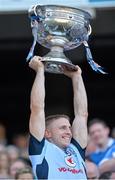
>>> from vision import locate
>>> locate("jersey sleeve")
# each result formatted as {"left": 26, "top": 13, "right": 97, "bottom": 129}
{"left": 28, "top": 134, "right": 49, "bottom": 179}
{"left": 28, "top": 134, "right": 46, "bottom": 166}
{"left": 71, "top": 138, "right": 86, "bottom": 161}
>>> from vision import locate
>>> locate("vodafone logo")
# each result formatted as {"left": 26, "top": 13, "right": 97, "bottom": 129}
{"left": 58, "top": 167, "right": 83, "bottom": 174}
{"left": 65, "top": 156, "right": 76, "bottom": 167}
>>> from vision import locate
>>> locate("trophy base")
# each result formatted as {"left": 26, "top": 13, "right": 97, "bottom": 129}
{"left": 41, "top": 58, "right": 77, "bottom": 74}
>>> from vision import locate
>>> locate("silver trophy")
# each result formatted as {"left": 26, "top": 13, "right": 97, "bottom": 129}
{"left": 27, "top": 4, "right": 106, "bottom": 74}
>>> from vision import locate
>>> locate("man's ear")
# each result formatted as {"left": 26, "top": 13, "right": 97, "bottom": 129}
{"left": 106, "top": 127, "right": 110, "bottom": 136}
{"left": 45, "top": 129, "right": 52, "bottom": 139}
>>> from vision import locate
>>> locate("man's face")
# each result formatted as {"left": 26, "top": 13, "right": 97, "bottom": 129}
{"left": 10, "top": 161, "right": 26, "bottom": 177}
{"left": 45, "top": 117, "right": 72, "bottom": 149}
{"left": 89, "top": 123, "right": 109, "bottom": 146}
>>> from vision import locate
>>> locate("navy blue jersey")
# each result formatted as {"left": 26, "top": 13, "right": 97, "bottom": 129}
{"left": 29, "top": 134, "right": 87, "bottom": 179}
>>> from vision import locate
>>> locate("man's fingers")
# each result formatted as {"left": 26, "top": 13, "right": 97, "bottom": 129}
{"left": 63, "top": 65, "right": 79, "bottom": 73}
{"left": 29, "top": 56, "right": 44, "bottom": 71}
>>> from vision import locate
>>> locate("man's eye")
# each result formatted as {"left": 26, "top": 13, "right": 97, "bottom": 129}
{"left": 60, "top": 126, "right": 66, "bottom": 129}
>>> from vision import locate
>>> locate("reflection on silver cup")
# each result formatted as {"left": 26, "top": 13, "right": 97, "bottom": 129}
{"left": 27, "top": 4, "right": 106, "bottom": 74}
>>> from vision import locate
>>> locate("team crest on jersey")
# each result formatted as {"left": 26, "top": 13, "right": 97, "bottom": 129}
{"left": 65, "top": 156, "right": 76, "bottom": 167}
{"left": 64, "top": 147, "right": 77, "bottom": 167}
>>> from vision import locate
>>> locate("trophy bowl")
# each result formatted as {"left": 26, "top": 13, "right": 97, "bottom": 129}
{"left": 28, "top": 4, "right": 92, "bottom": 73}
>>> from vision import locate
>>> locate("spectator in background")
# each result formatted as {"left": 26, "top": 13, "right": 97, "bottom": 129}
{"left": 86, "top": 160, "right": 100, "bottom": 180}
{"left": 6, "top": 145, "right": 19, "bottom": 164}
{"left": 15, "top": 167, "right": 34, "bottom": 180}
{"left": 9, "top": 157, "right": 31, "bottom": 179}
{"left": 0, "top": 123, "right": 7, "bottom": 145}
{"left": 88, "top": 118, "right": 115, "bottom": 166}
{"left": 13, "top": 133, "right": 29, "bottom": 158}
{"left": 0, "top": 150, "right": 10, "bottom": 179}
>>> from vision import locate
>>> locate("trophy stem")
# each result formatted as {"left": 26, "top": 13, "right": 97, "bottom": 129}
{"left": 41, "top": 45, "right": 77, "bottom": 74}
{"left": 50, "top": 46, "right": 63, "bottom": 53}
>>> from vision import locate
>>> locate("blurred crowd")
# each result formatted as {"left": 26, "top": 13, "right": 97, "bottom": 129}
{"left": 0, "top": 118, "right": 115, "bottom": 179}
{"left": 0, "top": 123, "right": 33, "bottom": 179}
{"left": 86, "top": 118, "right": 115, "bottom": 179}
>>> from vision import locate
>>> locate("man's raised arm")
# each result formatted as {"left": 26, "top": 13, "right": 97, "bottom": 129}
{"left": 64, "top": 66, "right": 88, "bottom": 148}
{"left": 29, "top": 56, "right": 45, "bottom": 141}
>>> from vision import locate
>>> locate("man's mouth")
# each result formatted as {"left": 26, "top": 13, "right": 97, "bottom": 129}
{"left": 62, "top": 136, "right": 71, "bottom": 141}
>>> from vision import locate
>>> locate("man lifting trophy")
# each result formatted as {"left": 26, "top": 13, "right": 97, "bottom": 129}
{"left": 27, "top": 4, "right": 106, "bottom": 180}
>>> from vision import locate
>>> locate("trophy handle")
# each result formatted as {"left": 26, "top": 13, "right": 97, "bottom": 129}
{"left": 88, "top": 25, "right": 92, "bottom": 36}
{"left": 28, "top": 5, "right": 38, "bottom": 18}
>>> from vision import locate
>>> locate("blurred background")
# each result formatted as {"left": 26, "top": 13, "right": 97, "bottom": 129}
{"left": 0, "top": 0, "right": 115, "bottom": 143}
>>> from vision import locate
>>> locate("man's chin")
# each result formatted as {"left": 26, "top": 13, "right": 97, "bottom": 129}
{"left": 62, "top": 142, "right": 70, "bottom": 148}
{"left": 95, "top": 141, "right": 103, "bottom": 146}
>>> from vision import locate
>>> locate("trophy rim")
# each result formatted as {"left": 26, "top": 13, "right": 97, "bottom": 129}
{"left": 31, "top": 4, "right": 92, "bottom": 19}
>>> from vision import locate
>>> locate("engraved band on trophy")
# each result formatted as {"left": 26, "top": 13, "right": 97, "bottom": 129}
{"left": 27, "top": 4, "right": 106, "bottom": 74}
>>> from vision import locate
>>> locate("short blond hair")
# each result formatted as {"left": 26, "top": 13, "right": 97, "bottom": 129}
{"left": 46, "top": 114, "right": 70, "bottom": 127}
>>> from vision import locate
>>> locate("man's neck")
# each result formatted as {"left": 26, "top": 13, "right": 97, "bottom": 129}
{"left": 98, "top": 138, "right": 109, "bottom": 150}
{"left": 46, "top": 138, "right": 66, "bottom": 150}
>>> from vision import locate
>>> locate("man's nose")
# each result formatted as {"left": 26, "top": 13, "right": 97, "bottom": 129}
{"left": 66, "top": 128, "right": 72, "bottom": 135}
